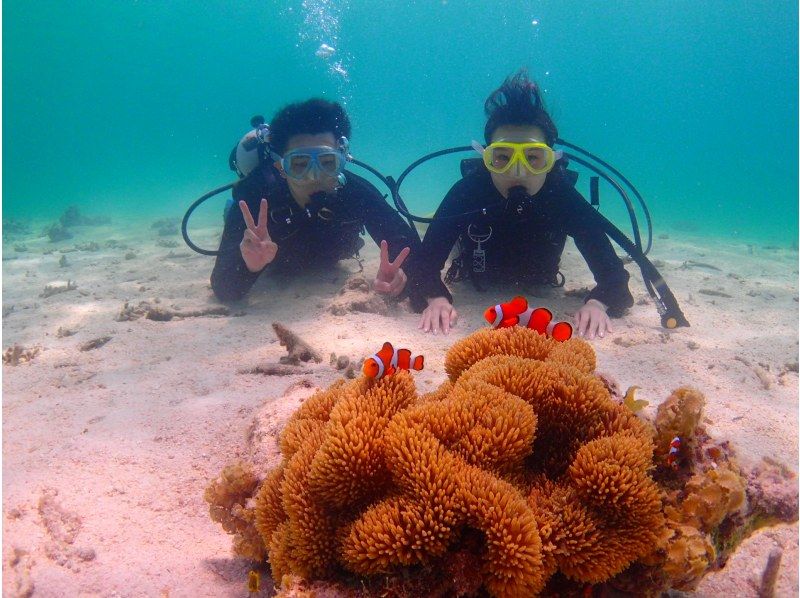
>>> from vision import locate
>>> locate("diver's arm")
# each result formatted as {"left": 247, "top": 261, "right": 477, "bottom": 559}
{"left": 406, "top": 183, "right": 469, "bottom": 312}
{"left": 564, "top": 189, "right": 634, "bottom": 317}
{"left": 360, "top": 180, "right": 422, "bottom": 288}
{"left": 210, "top": 180, "right": 265, "bottom": 301}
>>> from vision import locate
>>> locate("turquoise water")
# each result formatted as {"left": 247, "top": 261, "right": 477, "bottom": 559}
{"left": 4, "top": 0, "right": 798, "bottom": 245}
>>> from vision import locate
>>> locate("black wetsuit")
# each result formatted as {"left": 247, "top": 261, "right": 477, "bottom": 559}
{"left": 408, "top": 167, "right": 634, "bottom": 316}
{"left": 211, "top": 165, "right": 421, "bottom": 301}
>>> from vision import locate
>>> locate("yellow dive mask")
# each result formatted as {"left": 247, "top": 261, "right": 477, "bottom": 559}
{"left": 474, "top": 140, "right": 562, "bottom": 175}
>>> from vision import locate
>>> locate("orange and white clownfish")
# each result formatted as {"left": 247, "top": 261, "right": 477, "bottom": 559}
{"left": 362, "top": 342, "right": 424, "bottom": 380}
{"left": 483, "top": 295, "right": 529, "bottom": 328}
{"left": 517, "top": 307, "right": 573, "bottom": 341}
{"left": 485, "top": 298, "right": 573, "bottom": 342}
{"left": 666, "top": 436, "right": 681, "bottom": 469}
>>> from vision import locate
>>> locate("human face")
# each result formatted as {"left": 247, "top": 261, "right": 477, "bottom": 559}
{"left": 278, "top": 132, "right": 343, "bottom": 203}
{"left": 488, "top": 125, "right": 551, "bottom": 198}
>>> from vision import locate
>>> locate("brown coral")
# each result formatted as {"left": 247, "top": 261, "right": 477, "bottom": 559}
{"left": 677, "top": 466, "right": 747, "bottom": 530}
{"left": 445, "top": 342, "right": 665, "bottom": 585}
{"left": 608, "top": 385, "right": 788, "bottom": 595}
{"left": 3, "top": 344, "right": 41, "bottom": 366}
{"left": 455, "top": 353, "right": 649, "bottom": 478}
{"left": 204, "top": 462, "right": 266, "bottom": 562}
{"left": 209, "top": 327, "right": 673, "bottom": 596}
{"left": 653, "top": 386, "right": 705, "bottom": 465}
{"left": 444, "top": 326, "right": 596, "bottom": 381}
{"left": 661, "top": 523, "right": 717, "bottom": 588}
{"left": 341, "top": 381, "right": 545, "bottom": 596}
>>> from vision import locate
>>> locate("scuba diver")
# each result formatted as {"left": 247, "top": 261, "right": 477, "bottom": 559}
{"left": 210, "top": 98, "right": 420, "bottom": 302}
{"left": 410, "top": 70, "right": 634, "bottom": 338}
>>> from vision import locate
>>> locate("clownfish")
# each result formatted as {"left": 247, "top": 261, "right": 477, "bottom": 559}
{"left": 483, "top": 296, "right": 529, "bottom": 328}
{"left": 362, "top": 342, "right": 424, "bottom": 380}
{"left": 485, "top": 297, "right": 573, "bottom": 342}
{"left": 518, "top": 307, "right": 573, "bottom": 341}
{"left": 666, "top": 436, "right": 681, "bottom": 470}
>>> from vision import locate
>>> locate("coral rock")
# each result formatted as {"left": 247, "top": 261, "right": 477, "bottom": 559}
{"left": 209, "top": 327, "right": 695, "bottom": 597}
{"left": 444, "top": 326, "right": 596, "bottom": 382}
{"left": 653, "top": 386, "right": 705, "bottom": 462}
{"left": 204, "top": 462, "right": 266, "bottom": 562}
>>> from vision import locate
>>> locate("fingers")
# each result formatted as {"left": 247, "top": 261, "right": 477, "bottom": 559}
{"left": 418, "top": 305, "right": 456, "bottom": 334}
{"left": 423, "top": 307, "right": 441, "bottom": 334}
{"left": 373, "top": 279, "right": 392, "bottom": 294}
{"left": 379, "top": 239, "right": 392, "bottom": 272}
{"left": 242, "top": 228, "right": 261, "bottom": 246}
{"left": 587, "top": 316, "right": 600, "bottom": 340}
{"left": 596, "top": 313, "right": 612, "bottom": 338}
{"left": 388, "top": 269, "right": 407, "bottom": 297}
{"left": 378, "top": 242, "right": 411, "bottom": 276}
{"left": 256, "top": 198, "right": 270, "bottom": 237}
{"left": 391, "top": 246, "right": 411, "bottom": 269}
{"left": 239, "top": 200, "right": 257, "bottom": 233}
{"left": 439, "top": 308, "right": 450, "bottom": 335}
{"left": 574, "top": 307, "right": 613, "bottom": 340}
{"left": 580, "top": 312, "right": 594, "bottom": 340}
{"left": 575, "top": 310, "right": 590, "bottom": 338}
{"left": 379, "top": 239, "right": 389, "bottom": 265}
{"left": 420, "top": 309, "right": 432, "bottom": 332}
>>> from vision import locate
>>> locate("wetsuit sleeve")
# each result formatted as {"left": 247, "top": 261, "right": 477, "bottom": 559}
{"left": 561, "top": 188, "right": 634, "bottom": 317}
{"left": 210, "top": 178, "right": 264, "bottom": 301}
{"left": 360, "top": 182, "right": 423, "bottom": 289}
{"left": 407, "top": 182, "right": 467, "bottom": 312}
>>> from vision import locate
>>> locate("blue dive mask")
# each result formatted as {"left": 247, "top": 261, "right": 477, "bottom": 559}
{"left": 280, "top": 145, "right": 347, "bottom": 181}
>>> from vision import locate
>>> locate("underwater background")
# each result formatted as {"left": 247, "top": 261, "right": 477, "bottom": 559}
{"left": 4, "top": 0, "right": 798, "bottom": 246}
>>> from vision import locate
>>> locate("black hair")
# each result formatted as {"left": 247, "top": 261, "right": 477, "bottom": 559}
{"left": 483, "top": 69, "right": 558, "bottom": 146}
{"left": 269, "top": 98, "right": 351, "bottom": 156}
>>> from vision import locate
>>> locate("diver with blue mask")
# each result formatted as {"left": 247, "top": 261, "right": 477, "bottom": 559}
{"left": 210, "top": 98, "right": 421, "bottom": 302}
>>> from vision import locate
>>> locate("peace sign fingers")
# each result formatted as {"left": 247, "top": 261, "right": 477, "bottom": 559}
{"left": 374, "top": 240, "right": 411, "bottom": 297}
{"left": 239, "top": 198, "right": 270, "bottom": 241}
{"left": 256, "top": 198, "right": 269, "bottom": 239}
{"left": 239, "top": 200, "right": 257, "bottom": 234}
{"left": 378, "top": 240, "right": 410, "bottom": 276}
{"left": 390, "top": 245, "right": 411, "bottom": 270}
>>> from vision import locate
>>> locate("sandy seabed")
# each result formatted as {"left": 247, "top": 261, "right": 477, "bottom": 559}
{"left": 2, "top": 215, "right": 798, "bottom": 597}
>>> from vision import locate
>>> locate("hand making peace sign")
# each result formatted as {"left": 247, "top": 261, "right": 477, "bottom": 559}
{"left": 373, "top": 240, "right": 410, "bottom": 297}
{"left": 239, "top": 198, "right": 278, "bottom": 272}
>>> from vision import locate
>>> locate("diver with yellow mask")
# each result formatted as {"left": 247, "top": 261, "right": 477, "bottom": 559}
{"left": 410, "top": 70, "right": 636, "bottom": 339}
{"left": 210, "top": 98, "right": 420, "bottom": 302}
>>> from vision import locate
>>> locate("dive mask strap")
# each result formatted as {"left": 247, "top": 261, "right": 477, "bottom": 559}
{"left": 339, "top": 136, "right": 351, "bottom": 160}
{"left": 254, "top": 123, "right": 271, "bottom": 145}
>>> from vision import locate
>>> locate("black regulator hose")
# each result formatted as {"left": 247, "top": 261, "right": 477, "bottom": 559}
{"left": 349, "top": 158, "right": 420, "bottom": 242}
{"left": 180, "top": 157, "right": 405, "bottom": 256}
{"left": 386, "top": 143, "right": 654, "bottom": 258}
{"left": 593, "top": 210, "right": 690, "bottom": 328}
{"left": 557, "top": 139, "right": 653, "bottom": 255}
{"left": 181, "top": 182, "right": 236, "bottom": 256}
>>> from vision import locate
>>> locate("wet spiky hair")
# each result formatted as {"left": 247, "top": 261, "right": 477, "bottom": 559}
{"left": 483, "top": 69, "right": 558, "bottom": 146}
{"left": 269, "top": 98, "right": 351, "bottom": 156}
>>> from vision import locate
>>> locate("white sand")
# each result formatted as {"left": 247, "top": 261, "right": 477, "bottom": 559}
{"left": 2, "top": 217, "right": 797, "bottom": 596}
